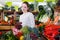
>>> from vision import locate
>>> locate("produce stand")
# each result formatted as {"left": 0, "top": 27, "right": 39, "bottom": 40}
{"left": 0, "top": 0, "right": 60, "bottom": 40}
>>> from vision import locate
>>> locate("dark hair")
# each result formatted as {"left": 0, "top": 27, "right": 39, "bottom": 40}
{"left": 23, "top": 1, "right": 30, "bottom": 12}
{"left": 23, "top": 1, "right": 29, "bottom": 7}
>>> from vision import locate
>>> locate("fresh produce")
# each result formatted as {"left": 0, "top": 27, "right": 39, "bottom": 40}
{"left": 36, "top": 5, "right": 46, "bottom": 21}
{"left": 39, "top": 25, "right": 45, "bottom": 32}
{"left": 16, "top": 32, "right": 23, "bottom": 38}
{"left": 15, "top": 22, "right": 22, "bottom": 30}
{"left": 20, "top": 26, "right": 30, "bottom": 35}
{"left": 1, "top": 20, "right": 8, "bottom": 25}
{"left": 35, "top": 20, "right": 42, "bottom": 25}
{"left": 12, "top": 22, "right": 22, "bottom": 37}
{"left": 47, "top": 2, "right": 55, "bottom": 20}
{"left": 0, "top": 32, "right": 2, "bottom": 39}
{"left": 3, "top": 30, "right": 18, "bottom": 40}
{"left": 12, "top": 27, "right": 19, "bottom": 35}
{"left": 9, "top": 16, "right": 14, "bottom": 25}
{"left": 39, "top": 14, "right": 49, "bottom": 23}
{"left": 20, "top": 36, "right": 24, "bottom": 40}
{"left": 0, "top": 32, "right": 2, "bottom": 35}
{"left": 30, "top": 32, "right": 38, "bottom": 40}
{"left": 44, "top": 24, "right": 60, "bottom": 40}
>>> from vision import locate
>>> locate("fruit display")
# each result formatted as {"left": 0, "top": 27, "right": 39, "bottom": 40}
{"left": 9, "top": 16, "right": 15, "bottom": 25}
{"left": 0, "top": 20, "right": 8, "bottom": 25}
{"left": 44, "top": 24, "right": 60, "bottom": 40}
{"left": 0, "top": 0, "right": 60, "bottom": 40}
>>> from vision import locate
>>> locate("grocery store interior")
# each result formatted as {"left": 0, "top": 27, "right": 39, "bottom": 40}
{"left": 0, "top": 0, "right": 60, "bottom": 40}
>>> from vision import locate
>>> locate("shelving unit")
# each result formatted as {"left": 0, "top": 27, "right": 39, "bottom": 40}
{"left": 0, "top": 10, "right": 22, "bottom": 30}
{"left": 0, "top": 26, "right": 14, "bottom": 30}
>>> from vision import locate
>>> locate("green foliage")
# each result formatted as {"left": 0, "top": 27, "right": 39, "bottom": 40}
{"left": 47, "top": 2, "right": 55, "bottom": 20}
{"left": 39, "top": 25, "right": 45, "bottom": 32}
{"left": 36, "top": 9, "right": 46, "bottom": 20}
{"left": 2, "top": 30, "right": 18, "bottom": 40}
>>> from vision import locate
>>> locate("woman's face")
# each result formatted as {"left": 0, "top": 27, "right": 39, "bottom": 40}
{"left": 21, "top": 3, "right": 28, "bottom": 12}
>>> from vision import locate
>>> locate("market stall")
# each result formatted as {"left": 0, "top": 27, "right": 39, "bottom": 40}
{"left": 0, "top": 0, "right": 60, "bottom": 40}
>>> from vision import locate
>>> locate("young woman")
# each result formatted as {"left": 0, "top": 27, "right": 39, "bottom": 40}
{"left": 19, "top": 2, "right": 39, "bottom": 38}
{"left": 19, "top": 2, "right": 35, "bottom": 28}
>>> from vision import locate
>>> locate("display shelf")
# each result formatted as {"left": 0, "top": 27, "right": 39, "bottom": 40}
{"left": 0, "top": 10, "right": 22, "bottom": 30}
{"left": 0, "top": 26, "right": 14, "bottom": 30}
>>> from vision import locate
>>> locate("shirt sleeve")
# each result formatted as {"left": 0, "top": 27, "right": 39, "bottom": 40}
{"left": 29, "top": 13, "right": 35, "bottom": 28}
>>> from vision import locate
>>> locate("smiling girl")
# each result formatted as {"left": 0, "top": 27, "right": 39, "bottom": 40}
{"left": 19, "top": 2, "right": 35, "bottom": 28}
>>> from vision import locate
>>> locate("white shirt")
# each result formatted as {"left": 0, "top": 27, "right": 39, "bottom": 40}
{"left": 19, "top": 12, "right": 35, "bottom": 28}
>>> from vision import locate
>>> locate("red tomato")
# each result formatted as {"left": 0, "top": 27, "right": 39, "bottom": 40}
{"left": 16, "top": 32, "right": 23, "bottom": 38}
{"left": 44, "top": 24, "right": 60, "bottom": 40}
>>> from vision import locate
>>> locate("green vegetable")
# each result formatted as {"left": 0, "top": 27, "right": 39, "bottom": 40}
{"left": 21, "top": 26, "right": 30, "bottom": 35}
{"left": 2, "top": 30, "right": 18, "bottom": 40}
{"left": 39, "top": 25, "right": 45, "bottom": 32}
{"left": 36, "top": 9, "right": 46, "bottom": 20}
